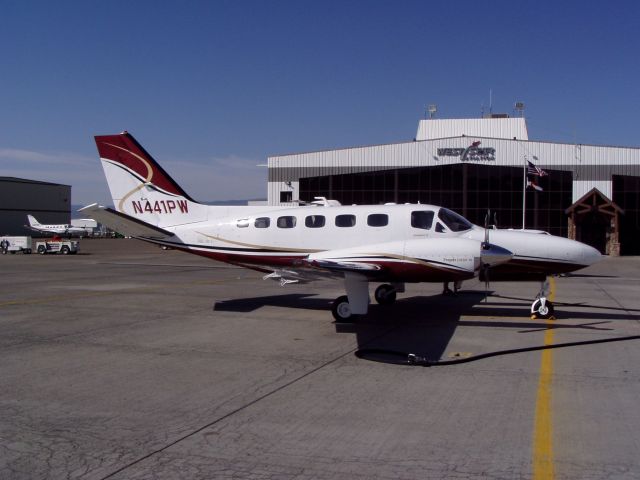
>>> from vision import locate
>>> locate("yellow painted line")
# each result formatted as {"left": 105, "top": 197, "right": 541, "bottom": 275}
{"left": 0, "top": 278, "right": 238, "bottom": 308}
{"left": 548, "top": 277, "right": 556, "bottom": 303}
{"left": 533, "top": 276, "right": 556, "bottom": 479}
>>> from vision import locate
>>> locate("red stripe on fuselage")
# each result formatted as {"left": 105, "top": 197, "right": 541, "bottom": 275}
{"left": 171, "top": 244, "right": 474, "bottom": 282}
{"left": 492, "top": 258, "right": 585, "bottom": 275}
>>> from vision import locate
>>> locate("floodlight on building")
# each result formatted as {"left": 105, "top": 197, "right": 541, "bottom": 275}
{"left": 427, "top": 104, "right": 437, "bottom": 119}
{"left": 514, "top": 101, "right": 525, "bottom": 117}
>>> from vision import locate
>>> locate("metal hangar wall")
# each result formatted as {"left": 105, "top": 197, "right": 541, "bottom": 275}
{"left": 0, "top": 177, "right": 71, "bottom": 236}
{"left": 267, "top": 117, "right": 640, "bottom": 255}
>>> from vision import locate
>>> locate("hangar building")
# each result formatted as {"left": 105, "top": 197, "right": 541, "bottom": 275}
{"left": 0, "top": 177, "right": 71, "bottom": 236}
{"left": 267, "top": 116, "right": 640, "bottom": 255}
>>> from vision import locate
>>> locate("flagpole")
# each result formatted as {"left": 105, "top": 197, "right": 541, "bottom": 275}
{"left": 522, "top": 155, "right": 527, "bottom": 229}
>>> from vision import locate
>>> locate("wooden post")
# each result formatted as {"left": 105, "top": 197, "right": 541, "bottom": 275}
{"left": 567, "top": 213, "right": 576, "bottom": 240}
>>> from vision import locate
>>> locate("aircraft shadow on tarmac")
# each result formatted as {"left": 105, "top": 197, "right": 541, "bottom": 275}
{"left": 213, "top": 290, "right": 640, "bottom": 365}
{"left": 214, "top": 293, "right": 332, "bottom": 313}
{"left": 335, "top": 292, "right": 638, "bottom": 364}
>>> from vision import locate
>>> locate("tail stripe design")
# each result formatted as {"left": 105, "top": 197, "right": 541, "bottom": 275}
{"left": 102, "top": 153, "right": 187, "bottom": 213}
{"left": 101, "top": 143, "right": 154, "bottom": 212}
{"left": 95, "top": 132, "right": 195, "bottom": 202}
{"left": 103, "top": 142, "right": 153, "bottom": 182}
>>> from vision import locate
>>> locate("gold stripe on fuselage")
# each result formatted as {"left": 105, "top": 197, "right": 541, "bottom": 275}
{"left": 196, "top": 231, "right": 322, "bottom": 254}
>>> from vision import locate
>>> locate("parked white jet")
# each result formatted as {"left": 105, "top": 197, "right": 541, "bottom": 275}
{"left": 81, "top": 132, "right": 601, "bottom": 321}
{"left": 26, "top": 215, "right": 93, "bottom": 236}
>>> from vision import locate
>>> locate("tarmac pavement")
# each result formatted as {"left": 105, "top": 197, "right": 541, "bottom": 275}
{"left": 1, "top": 238, "right": 639, "bottom": 479}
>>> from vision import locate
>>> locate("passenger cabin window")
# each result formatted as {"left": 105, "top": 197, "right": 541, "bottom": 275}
{"left": 438, "top": 208, "right": 473, "bottom": 232}
{"left": 335, "top": 214, "right": 356, "bottom": 227}
{"left": 305, "top": 215, "right": 326, "bottom": 228}
{"left": 411, "top": 211, "right": 434, "bottom": 230}
{"left": 277, "top": 216, "right": 296, "bottom": 228}
{"left": 367, "top": 214, "right": 388, "bottom": 227}
{"left": 236, "top": 219, "right": 249, "bottom": 228}
{"left": 254, "top": 217, "right": 270, "bottom": 228}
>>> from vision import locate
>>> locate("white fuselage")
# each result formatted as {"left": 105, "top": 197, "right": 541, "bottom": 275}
{"left": 30, "top": 224, "right": 89, "bottom": 235}
{"left": 149, "top": 203, "right": 600, "bottom": 280}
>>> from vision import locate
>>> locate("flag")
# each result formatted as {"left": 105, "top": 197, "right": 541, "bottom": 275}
{"left": 527, "top": 160, "right": 548, "bottom": 176}
{"left": 471, "top": 140, "right": 481, "bottom": 147}
{"left": 527, "top": 179, "right": 543, "bottom": 191}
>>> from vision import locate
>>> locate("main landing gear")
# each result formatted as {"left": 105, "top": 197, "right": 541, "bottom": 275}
{"left": 331, "top": 296, "right": 353, "bottom": 322}
{"left": 442, "top": 280, "right": 463, "bottom": 295}
{"left": 374, "top": 284, "right": 397, "bottom": 305}
{"left": 330, "top": 279, "right": 405, "bottom": 322}
{"left": 530, "top": 278, "right": 555, "bottom": 320}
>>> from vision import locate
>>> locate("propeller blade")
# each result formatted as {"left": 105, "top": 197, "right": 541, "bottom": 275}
{"left": 483, "top": 209, "right": 491, "bottom": 244}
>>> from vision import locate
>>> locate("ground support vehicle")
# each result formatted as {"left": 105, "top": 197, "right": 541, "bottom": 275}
{"left": 35, "top": 240, "right": 79, "bottom": 255}
{"left": 0, "top": 236, "right": 33, "bottom": 254}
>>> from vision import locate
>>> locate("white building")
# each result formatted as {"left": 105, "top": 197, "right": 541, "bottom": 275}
{"left": 267, "top": 116, "right": 640, "bottom": 255}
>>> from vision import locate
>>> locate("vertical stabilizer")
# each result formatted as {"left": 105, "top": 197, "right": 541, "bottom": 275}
{"left": 95, "top": 132, "right": 208, "bottom": 227}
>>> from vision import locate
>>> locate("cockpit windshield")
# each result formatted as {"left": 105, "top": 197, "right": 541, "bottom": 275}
{"left": 437, "top": 208, "right": 473, "bottom": 232}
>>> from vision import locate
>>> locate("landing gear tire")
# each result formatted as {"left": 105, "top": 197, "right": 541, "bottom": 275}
{"left": 374, "top": 284, "right": 397, "bottom": 305}
{"left": 332, "top": 295, "right": 354, "bottom": 323}
{"left": 531, "top": 298, "right": 555, "bottom": 320}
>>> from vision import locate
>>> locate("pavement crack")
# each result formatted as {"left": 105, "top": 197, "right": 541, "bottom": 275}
{"left": 97, "top": 325, "right": 398, "bottom": 480}
{"left": 97, "top": 347, "right": 356, "bottom": 479}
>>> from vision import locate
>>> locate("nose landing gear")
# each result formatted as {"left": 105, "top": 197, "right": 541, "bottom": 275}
{"left": 531, "top": 297, "right": 555, "bottom": 319}
{"left": 531, "top": 278, "right": 556, "bottom": 320}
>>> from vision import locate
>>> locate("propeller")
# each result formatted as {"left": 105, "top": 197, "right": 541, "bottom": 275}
{"left": 480, "top": 209, "right": 511, "bottom": 302}
{"left": 482, "top": 210, "right": 491, "bottom": 300}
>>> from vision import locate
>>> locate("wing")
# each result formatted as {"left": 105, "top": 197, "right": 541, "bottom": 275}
{"left": 306, "top": 243, "right": 405, "bottom": 280}
{"left": 78, "top": 204, "right": 173, "bottom": 239}
{"left": 306, "top": 257, "right": 386, "bottom": 276}
{"left": 306, "top": 238, "right": 486, "bottom": 283}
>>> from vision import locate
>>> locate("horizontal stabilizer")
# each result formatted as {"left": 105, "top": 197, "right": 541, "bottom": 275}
{"left": 78, "top": 204, "right": 174, "bottom": 238}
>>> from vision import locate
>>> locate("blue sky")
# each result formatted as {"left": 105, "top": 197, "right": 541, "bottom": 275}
{"left": 1, "top": 0, "right": 639, "bottom": 206}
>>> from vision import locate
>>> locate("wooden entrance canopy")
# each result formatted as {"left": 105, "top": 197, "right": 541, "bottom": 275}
{"left": 565, "top": 188, "right": 624, "bottom": 256}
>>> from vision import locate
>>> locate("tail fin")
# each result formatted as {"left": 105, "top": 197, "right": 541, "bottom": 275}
{"left": 95, "top": 132, "right": 207, "bottom": 227}
{"left": 27, "top": 215, "right": 40, "bottom": 227}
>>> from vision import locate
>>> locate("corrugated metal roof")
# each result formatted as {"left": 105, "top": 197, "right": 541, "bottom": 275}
{"left": 416, "top": 118, "right": 529, "bottom": 141}
{"left": 268, "top": 135, "right": 640, "bottom": 203}
{"left": 0, "top": 176, "right": 70, "bottom": 187}
{"left": 267, "top": 117, "right": 640, "bottom": 205}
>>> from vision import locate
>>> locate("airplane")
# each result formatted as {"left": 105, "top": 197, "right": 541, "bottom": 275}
{"left": 26, "top": 215, "right": 93, "bottom": 236}
{"left": 80, "top": 131, "right": 602, "bottom": 322}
